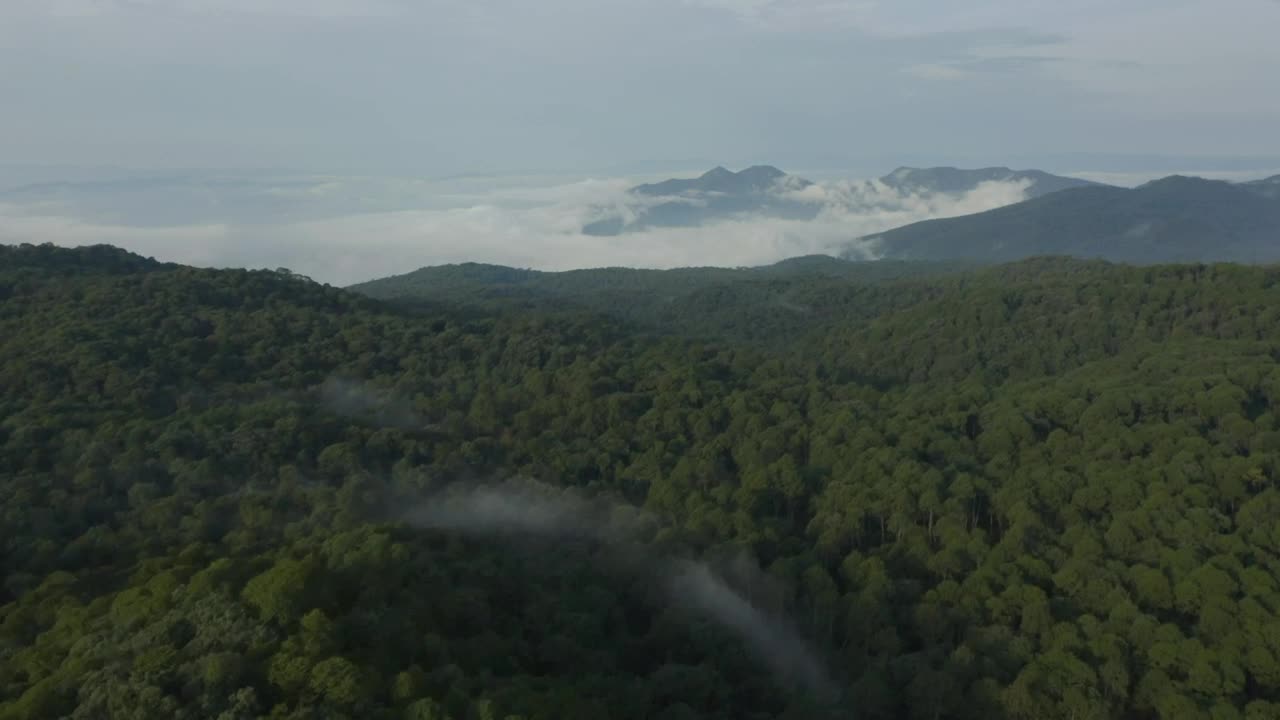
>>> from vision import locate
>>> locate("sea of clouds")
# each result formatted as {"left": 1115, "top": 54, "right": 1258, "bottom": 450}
{"left": 0, "top": 169, "right": 1035, "bottom": 285}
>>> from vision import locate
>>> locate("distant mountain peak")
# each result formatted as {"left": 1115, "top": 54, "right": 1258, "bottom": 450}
{"left": 1135, "top": 175, "right": 1241, "bottom": 199}
{"left": 880, "top": 166, "right": 1104, "bottom": 199}
{"left": 693, "top": 165, "right": 790, "bottom": 188}
{"left": 1139, "top": 174, "right": 1210, "bottom": 187}
{"left": 738, "top": 165, "right": 786, "bottom": 179}
{"left": 631, "top": 164, "right": 807, "bottom": 198}
{"left": 585, "top": 165, "right": 816, "bottom": 236}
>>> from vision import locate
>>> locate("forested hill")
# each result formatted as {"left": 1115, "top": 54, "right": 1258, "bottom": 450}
{"left": 347, "top": 255, "right": 963, "bottom": 300}
{"left": 0, "top": 243, "right": 174, "bottom": 279}
{"left": 348, "top": 256, "right": 974, "bottom": 344}
{"left": 7, "top": 243, "right": 1280, "bottom": 719}
{"left": 850, "top": 175, "right": 1280, "bottom": 264}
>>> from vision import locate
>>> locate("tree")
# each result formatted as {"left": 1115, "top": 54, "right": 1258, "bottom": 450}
{"left": 308, "top": 656, "right": 366, "bottom": 707}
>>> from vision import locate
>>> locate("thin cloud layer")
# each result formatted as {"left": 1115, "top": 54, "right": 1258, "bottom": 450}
{"left": 4, "top": 1, "right": 1278, "bottom": 174}
{"left": 0, "top": 171, "right": 1035, "bottom": 285}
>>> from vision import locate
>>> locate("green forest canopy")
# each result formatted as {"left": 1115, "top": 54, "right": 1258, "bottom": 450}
{"left": 4, "top": 243, "right": 1280, "bottom": 719}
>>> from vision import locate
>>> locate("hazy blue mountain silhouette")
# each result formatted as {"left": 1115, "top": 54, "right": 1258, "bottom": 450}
{"left": 849, "top": 175, "right": 1280, "bottom": 264}
{"left": 583, "top": 166, "right": 818, "bottom": 236}
{"left": 878, "top": 166, "right": 1105, "bottom": 198}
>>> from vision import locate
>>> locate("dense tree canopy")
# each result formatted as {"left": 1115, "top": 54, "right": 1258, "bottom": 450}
{"left": 4, "top": 243, "right": 1280, "bottom": 719}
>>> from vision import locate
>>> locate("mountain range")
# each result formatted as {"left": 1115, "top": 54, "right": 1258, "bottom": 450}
{"left": 852, "top": 174, "right": 1280, "bottom": 264}
{"left": 7, "top": 163, "right": 1277, "bottom": 270}
{"left": 582, "top": 165, "right": 1103, "bottom": 236}
{"left": 632, "top": 165, "right": 811, "bottom": 197}
{"left": 876, "top": 166, "right": 1104, "bottom": 198}
{"left": 582, "top": 165, "right": 818, "bottom": 236}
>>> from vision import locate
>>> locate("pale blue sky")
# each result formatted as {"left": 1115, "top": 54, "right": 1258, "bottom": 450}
{"left": 3, "top": 0, "right": 1279, "bottom": 176}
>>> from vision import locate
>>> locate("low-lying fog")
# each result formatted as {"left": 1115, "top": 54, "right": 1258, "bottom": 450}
{"left": 0, "top": 168, "right": 1033, "bottom": 285}
{"left": 2, "top": 165, "right": 1276, "bottom": 285}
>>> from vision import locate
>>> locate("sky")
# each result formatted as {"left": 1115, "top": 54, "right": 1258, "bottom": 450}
{"left": 3, "top": 0, "right": 1280, "bottom": 282}
{"left": 3, "top": 0, "right": 1280, "bottom": 176}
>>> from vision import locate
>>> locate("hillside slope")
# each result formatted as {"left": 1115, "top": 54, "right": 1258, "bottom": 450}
{"left": 851, "top": 176, "right": 1280, "bottom": 263}
{"left": 348, "top": 256, "right": 973, "bottom": 344}
{"left": 8, "top": 244, "right": 1280, "bottom": 719}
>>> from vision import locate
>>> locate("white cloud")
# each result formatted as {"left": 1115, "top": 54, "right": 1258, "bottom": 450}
{"left": 0, "top": 205, "right": 233, "bottom": 265}
{"left": 0, "top": 171, "right": 1034, "bottom": 285}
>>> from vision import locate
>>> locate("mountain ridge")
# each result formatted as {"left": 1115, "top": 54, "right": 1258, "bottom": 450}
{"left": 584, "top": 164, "right": 1104, "bottom": 236}
{"left": 632, "top": 165, "right": 805, "bottom": 197}
{"left": 878, "top": 165, "right": 1105, "bottom": 198}
{"left": 582, "top": 165, "right": 819, "bottom": 236}
{"left": 850, "top": 174, "right": 1280, "bottom": 264}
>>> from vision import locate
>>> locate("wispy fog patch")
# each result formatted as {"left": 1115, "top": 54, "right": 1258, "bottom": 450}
{"left": 319, "top": 377, "right": 425, "bottom": 430}
{"left": 1124, "top": 221, "right": 1153, "bottom": 239}
{"left": 402, "top": 478, "right": 834, "bottom": 698}
{"left": 0, "top": 171, "right": 1035, "bottom": 285}
{"left": 670, "top": 561, "right": 835, "bottom": 697}
{"left": 782, "top": 176, "right": 1032, "bottom": 218}
{"left": 404, "top": 479, "right": 646, "bottom": 543}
